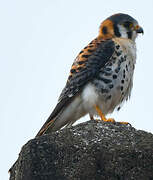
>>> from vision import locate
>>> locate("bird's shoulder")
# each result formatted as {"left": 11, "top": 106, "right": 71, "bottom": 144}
{"left": 58, "top": 37, "right": 117, "bottom": 102}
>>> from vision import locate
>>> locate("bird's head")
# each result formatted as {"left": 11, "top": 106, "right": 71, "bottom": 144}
{"left": 99, "top": 13, "right": 143, "bottom": 41}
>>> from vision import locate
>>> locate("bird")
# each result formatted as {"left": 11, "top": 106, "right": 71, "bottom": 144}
{"left": 36, "top": 13, "right": 143, "bottom": 137}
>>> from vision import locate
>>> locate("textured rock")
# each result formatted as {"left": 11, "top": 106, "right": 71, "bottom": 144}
{"left": 9, "top": 120, "right": 153, "bottom": 180}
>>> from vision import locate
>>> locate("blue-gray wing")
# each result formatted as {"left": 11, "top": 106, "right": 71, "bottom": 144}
{"left": 36, "top": 39, "right": 115, "bottom": 136}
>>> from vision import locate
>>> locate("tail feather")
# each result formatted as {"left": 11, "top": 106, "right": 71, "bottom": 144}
{"left": 36, "top": 118, "right": 55, "bottom": 137}
{"left": 36, "top": 95, "right": 84, "bottom": 137}
{"left": 36, "top": 97, "right": 73, "bottom": 137}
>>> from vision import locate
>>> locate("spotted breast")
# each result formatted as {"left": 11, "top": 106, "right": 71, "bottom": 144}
{"left": 88, "top": 37, "right": 136, "bottom": 116}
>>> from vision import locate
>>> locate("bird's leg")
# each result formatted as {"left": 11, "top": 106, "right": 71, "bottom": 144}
{"left": 89, "top": 114, "right": 99, "bottom": 121}
{"left": 89, "top": 114, "right": 94, "bottom": 120}
{"left": 94, "top": 105, "right": 115, "bottom": 122}
{"left": 94, "top": 105, "right": 129, "bottom": 124}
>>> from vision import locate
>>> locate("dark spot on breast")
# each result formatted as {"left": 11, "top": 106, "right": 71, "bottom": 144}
{"left": 121, "top": 57, "right": 126, "bottom": 62}
{"left": 112, "top": 74, "right": 117, "bottom": 79}
{"left": 116, "top": 45, "right": 120, "bottom": 49}
{"left": 116, "top": 51, "right": 121, "bottom": 56}
{"left": 126, "top": 64, "right": 128, "bottom": 71}
{"left": 118, "top": 60, "right": 121, "bottom": 66}
{"left": 82, "top": 54, "right": 90, "bottom": 58}
{"left": 123, "top": 69, "right": 126, "bottom": 78}
{"left": 117, "top": 106, "right": 121, "bottom": 111}
{"left": 102, "top": 26, "right": 108, "bottom": 34}
{"left": 120, "top": 86, "right": 124, "bottom": 91}
{"left": 121, "top": 80, "right": 124, "bottom": 84}
{"left": 115, "top": 67, "right": 120, "bottom": 73}
{"left": 84, "top": 46, "right": 88, "bottom": 49}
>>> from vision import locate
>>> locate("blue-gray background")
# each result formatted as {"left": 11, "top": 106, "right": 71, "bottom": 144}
{"left": 1, "top": 0, "right": 153, "bottom": 179}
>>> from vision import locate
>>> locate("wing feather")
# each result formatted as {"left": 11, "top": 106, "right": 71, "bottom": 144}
{"left": 58, "top": 39, "right": 115, "bottom": 101}
{"left": 36, "top": 38, "right": 115, "bottom": 136}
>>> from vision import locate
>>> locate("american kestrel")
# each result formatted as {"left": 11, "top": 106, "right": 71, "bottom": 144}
{"left": 36, "top": 13, "right": 143, "bottom": 136}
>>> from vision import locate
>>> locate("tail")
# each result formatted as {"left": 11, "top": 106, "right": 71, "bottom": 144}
{"left": 36, "top": 95, "right": 83, "bottom": 137}
{"left": 36, "top": 97, "right": 71, "bottom": 137}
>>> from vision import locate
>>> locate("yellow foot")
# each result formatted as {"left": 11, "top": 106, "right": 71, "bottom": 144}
{"left": 104, "top": 118, "right": 115, "bottom": 123}
{"left": 94, "top": 105, "right": 116, "bottom": 123}
{"left": 118, "top": 121, "right": 129, "bottom": 125}
{"left": 93, "top": 105, "right": 130, "bottom": 125}
{"left": 104, "top": 119, "right": 130, "bottom": 125}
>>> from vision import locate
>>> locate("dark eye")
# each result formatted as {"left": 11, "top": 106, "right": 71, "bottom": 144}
{"left": 123, "top": 21, "right": 132, "bottom": 28}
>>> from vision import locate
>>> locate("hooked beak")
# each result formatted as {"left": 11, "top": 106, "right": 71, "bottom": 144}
{"left": 135, "top": 25, "right": 144, "bottom": 34}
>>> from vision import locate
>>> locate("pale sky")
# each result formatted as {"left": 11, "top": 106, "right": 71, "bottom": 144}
{"left": 1, "top": 0, "right": 153, "bottom": 179}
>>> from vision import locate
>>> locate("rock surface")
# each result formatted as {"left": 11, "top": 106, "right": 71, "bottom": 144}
{"left": 9, "top": 120, "right": 153, "bottom": 180}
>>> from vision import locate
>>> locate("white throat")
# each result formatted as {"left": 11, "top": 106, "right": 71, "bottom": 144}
{"left": 117, "top": 24, "right": 137, "bottom": 41}
{"left": 117, "top": 24, "right": 128, "bottom": 38}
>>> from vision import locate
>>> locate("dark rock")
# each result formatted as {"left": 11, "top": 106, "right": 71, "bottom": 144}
{"left": 9, "top": 120, "right": 153, "bottom": 180}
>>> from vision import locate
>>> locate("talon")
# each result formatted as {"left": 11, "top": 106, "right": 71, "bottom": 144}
{"left": 94, "top": 105, "right": 115, "bottom": 123}
{"left": 106, "top": 118, "right": 115, "bottom": 123}
{"left": 94, "top": 105, "right": 130, "bottom": 125}
{"left": 119, "top": 121, "right": 130, "bottom": 125}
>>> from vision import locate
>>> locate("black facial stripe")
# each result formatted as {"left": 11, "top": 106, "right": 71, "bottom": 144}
{"left": 127, "top": 31, "right": 132, "bottom": 39}
{"left": 113, "top": 24, "right": 121, "bottom": 37}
